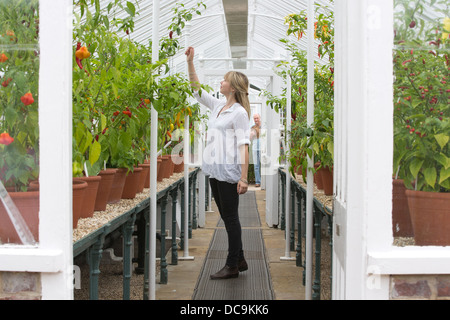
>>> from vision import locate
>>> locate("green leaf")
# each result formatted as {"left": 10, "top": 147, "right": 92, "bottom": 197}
{"left": 169, "top": 91, "right": 179, "bottom": 100}
{"left": 101, "top": 113, "right": 107, "bottom": 132}
{"left": 409, "top": 158, "right": 424, "bottom": 178}
{"left": 112, "top": 83, "right": 118, "bottom": 99}
{"left": 434, "top": 153, "right": 449, "bottom": 170}
{"left": 439, "top": 167, "right": 450, "bottom": 185}
{"left": 423, "top": 167, "right": 436, "bottom": 188}
{"left": 126, "top": 2, "right": 136, "bottom": 16}
{"left": 327, "top": 141, "right": 334, "bottom": 158}
{"left": 89, "top": 140, "right": 101, "bottom": 165}
{"left": 434, "top": 133, "right": 449, "bottom": 150}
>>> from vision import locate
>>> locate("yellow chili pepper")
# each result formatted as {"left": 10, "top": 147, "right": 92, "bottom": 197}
{"left": 176, "top": 112, "right": 181, "bottom": 127}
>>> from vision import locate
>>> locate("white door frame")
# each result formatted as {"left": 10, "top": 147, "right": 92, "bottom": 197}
{"left": 333, "top": 0, "right": 395, "bottom": 299}
{"left": 0, "top": 0, "right": 74, "bottom": 299}
{"left": 196, "top": 67, "right": 282, "bottom": 227}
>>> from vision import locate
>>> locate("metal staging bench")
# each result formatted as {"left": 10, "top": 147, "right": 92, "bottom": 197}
{"left": 278, "top": 168, "right": 333, "bottom": 300}
{"left": 73, "top": 168, "right": 200, "bottom": 300}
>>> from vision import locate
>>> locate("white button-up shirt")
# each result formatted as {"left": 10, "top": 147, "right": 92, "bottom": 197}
{"left": 194, "top": 90, "right": 250, "bottom": 184}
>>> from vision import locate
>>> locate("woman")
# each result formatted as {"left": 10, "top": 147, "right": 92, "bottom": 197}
{"left": 185, "top": 46, "right": 250, "bottom": 280}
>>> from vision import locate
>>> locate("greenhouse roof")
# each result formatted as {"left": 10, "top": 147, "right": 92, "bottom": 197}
{"left": 110, "top": 0, "right": 333, "bottom": 92}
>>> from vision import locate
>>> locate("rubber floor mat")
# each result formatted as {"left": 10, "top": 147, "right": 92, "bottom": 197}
{"left": 192, "top": 191, "right": 274, "bottom": 300}
{"left": 217, "top": 190, "right": 261, "bottom": 228}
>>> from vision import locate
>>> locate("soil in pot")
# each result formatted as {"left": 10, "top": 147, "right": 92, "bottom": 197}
{"left": 108, "top": 168, "right": 127, "bottom": 204}
{"left": 406, "top": 190, "right": 450, "bottom": 246}
{"left": 95, "top": 169, "right": 117, "bottom": 211}
{"left": 73, "top": 175, "right": 101, "bottom": 219}
{"left": 392, "top": 179, "right": 414, "bottom": 238}
{"left": 122, "top": 167, "right": 143, "bottom": 199}
{"left": 0, "top": 190, "right": 40, "bottom": 244}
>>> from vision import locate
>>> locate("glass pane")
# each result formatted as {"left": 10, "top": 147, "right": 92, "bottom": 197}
{"left": 393, "top": 0, "right": 449, "bottom": 246}
{"left": 0, "top": 0, "right": 40, "bottom": 245}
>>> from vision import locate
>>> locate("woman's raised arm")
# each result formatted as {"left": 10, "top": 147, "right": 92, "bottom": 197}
{"left": 185, "top": 47, "right": 200, "bottom": 91}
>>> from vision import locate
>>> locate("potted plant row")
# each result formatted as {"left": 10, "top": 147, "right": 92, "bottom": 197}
{"left": 263, "top": 2, "right": 335, "bottom": 196}
{"left": 70, "top": 1, "right": 207, "bottom": 227}
{"left": 0, "top": 0, "right": 207, "bottom": 244}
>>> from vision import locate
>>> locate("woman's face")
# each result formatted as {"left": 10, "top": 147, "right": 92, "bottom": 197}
{"left": 220, "top": 76, "right": 234, "bottom": 97}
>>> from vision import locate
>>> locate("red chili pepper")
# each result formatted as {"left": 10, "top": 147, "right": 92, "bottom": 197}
{"left": 122, "top": 110, "right": 132, "bottom": 118}
{"left": 402, "top": 59, "right": 412, "bottom": 65}
{"left": 20, "top": 92, "right": 34, "bottom": 106}
{"left": 169, "top": 31, "right": 173, "bottom": 39}
{"left": 0, "top": 132, "right": 14, "bottom": 145}
{"left": 76, "top": 57, "right": 83, "bottom": 69}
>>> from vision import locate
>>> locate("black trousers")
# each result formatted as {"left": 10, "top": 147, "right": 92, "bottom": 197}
{"left": 209, "top": 178, "right": 244, "bottom": 267}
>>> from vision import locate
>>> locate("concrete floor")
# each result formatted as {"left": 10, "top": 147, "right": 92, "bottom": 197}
{"left": 155, "top": 186, "right": 306, "bottom": 300}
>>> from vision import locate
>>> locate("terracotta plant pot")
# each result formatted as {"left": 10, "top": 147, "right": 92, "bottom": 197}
{"left": 157, "top": 156, "right": 168, "bottom": 182}
{"left": 406, "top": 190, "right": 450, "bottom": 246}
{"left": 27, "top": 179, "right": 88, "bottom": 230}
{"left": 392, "top": 179, "right": 414, "bottom": 238}
{"left": 122, "top": 167, "right": 143, "bottom": 199}
{"left": 72, "top": 180, "right": 88, "bottom": 229}
{"left": 95, "top": 169, "right": 117, "bottom": 211}
{"left": 162, "top": 155, "right": 174, "bottom": 179}
{"left": 137, "top": 163, "right": 150, "bottom": 193}
{"left": 73, "top": 175, "right": 101, "bottom": 219}
{"left": 108, "top": 168, "right": 128, "bottom": 204}
{"left": 156, "top": 158, "right": 161, "bottom": 183}
{"left": 0, "top": 190, "right": 40, "bottom": 244}
{"left": 143, "top": 159, "right": 163, "bottom": 188}
{"left": 320, "top": 166, "right": 333, "bottom": 196}
{"left": 172, "top": 154, "right": 184, "bottom": 173}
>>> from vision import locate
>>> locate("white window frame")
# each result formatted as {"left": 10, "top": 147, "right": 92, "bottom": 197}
{"left": 0, "top": 0, "right": 73, "bottom": 300}
{"left": 333, "top": 0, "right": 450, "bottom": 300}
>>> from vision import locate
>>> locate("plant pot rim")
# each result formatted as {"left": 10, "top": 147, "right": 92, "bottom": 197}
{"left": 74, "top": 175, "right": 101, "bottom": 181}
{"left": 99, "top": 168, "right": 117, "bottom": 174}
{"left": 405, "top": 189, "right": 450, "bottom": 198}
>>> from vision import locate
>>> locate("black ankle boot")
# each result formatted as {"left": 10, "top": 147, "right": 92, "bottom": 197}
{"left": 238, "top": 258, "right": 248, "bottom": 272}
{"left": 210, "top": 265, "right": 239, "bottom": 280}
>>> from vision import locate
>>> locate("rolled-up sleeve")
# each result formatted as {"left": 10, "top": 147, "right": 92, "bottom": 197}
{"left": 234, "top": 110, "right": 250, "bottom": 147}
{"left": 193, "top": 90, "right": 223, "bottom": 112}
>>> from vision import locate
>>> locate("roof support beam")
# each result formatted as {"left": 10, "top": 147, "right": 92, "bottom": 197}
{"left": 222, "top": 0, "right": 248, "bottom": 69}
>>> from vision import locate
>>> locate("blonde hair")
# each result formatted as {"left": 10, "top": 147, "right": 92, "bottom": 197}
{"left": 225, "top": 71, "right": 250, "bottom": 119}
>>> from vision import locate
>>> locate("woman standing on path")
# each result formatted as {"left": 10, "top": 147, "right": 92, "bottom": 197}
{"left": 185, "top": 46, "right": 250, "bottom": 280}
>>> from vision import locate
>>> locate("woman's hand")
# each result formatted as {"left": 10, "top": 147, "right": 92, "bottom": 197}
{"left": 237, "top": 180, "right": 248, "bottom": 195}
{"left": 185, "top": 46, "right": 195, "bottom": 62}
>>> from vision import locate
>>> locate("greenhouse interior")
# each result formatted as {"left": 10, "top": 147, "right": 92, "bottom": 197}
{"left": 0, "top": 0, "right": 449, "bottom": 302}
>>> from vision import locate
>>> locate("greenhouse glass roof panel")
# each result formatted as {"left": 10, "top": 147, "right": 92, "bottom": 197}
{"left": 92, "top": 0, "right": 333, "bottom": 89}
